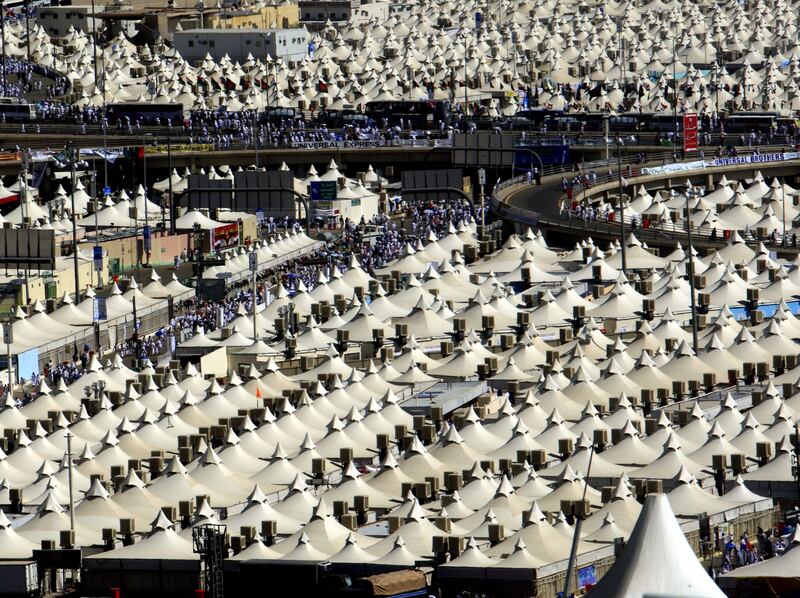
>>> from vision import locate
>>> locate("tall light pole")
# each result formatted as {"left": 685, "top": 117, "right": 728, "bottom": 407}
{"left": 196, "top": 0, "right": 205, "bottom": 29}
{"left": 672, "top": 29, "right": 679, "bottom": 144}
{"left": 685, "top": 186, "right": 699, "bottom": 352}
{"left": 782, "top": 179, "right": 787, "bottom": 247}
{"left": 92, "top": 168, "right": 100, "bottom": 288}
{"left": 66, "top": 432, "right": 75, "bottom": 533}
{"left": 616, "top": 136, "right": 627, "bottom": 275}
{"left": 23, "top": 0, "right": 30, "bottom": 63}
{"left": 143, "top": 134, "right": 150, "bottom": 266}
{"left": 1, "top": 0, "right": 6, "bottom": 97}
{"left": 69, "top": 144, "right": 81, "bottom": 303}
{"left": 20, "top": 152, "right": 29, "bottom": 303}
{"left": 90, "top": 0, "right": 98, "bottom": 88}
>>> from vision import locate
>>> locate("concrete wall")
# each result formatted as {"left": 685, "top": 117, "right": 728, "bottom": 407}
{"left": 7, "top": 255, "right": 101, "bottom": 303}
{"left": 79, "top": 231, "right": 192, "bottom": 270}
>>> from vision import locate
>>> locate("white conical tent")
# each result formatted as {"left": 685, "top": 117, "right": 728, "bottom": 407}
{"left": 589, "top": 494, "right": 726, "bottom": 598}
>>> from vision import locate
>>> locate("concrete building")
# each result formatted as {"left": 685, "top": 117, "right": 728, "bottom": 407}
{"left": 298, "top": 0, "right": 387, "bottom": 28}
{"left": 36, "top": 4, "right": 102, "bottom": 39}
{"left": 207, "top": 3, "right": 299, "bottom": 29}
{"left": 173, "top": 28, "right": 309, "bottom": 64}
{"left": 298, "top": 0, "right": 358, "bottom": 24}
{"left": 350, "top": 0, "right": 389, "bottom": 24}
{"left": 92, "top": 3, "right": 299, "bottom": 43}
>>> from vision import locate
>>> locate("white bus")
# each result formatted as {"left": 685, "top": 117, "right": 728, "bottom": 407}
{"left": 0, "top": 98, "right": 36, "bottom": 122}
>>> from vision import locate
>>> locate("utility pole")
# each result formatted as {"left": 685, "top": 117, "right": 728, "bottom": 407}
{"left": 685, "top": 187, "right": 699, "bottom": 352}
{"left": 478, "top": 168, "right": 486, "bottom": 227}
{"left": 562, "top": 445, "right": 595, "bottom": 598}
{"left": 253, "top": 110, "right": 260, "bottom": 169}
{"left": 672, "top": 30, "right": 679, "bottom": 144}
{"left": 1, "top": 0, "right": 6, "bottom": 97}
{"left": 782, "top": 180, "right": 787, "bottom": 247}
{"left": 23, "top": 0, "right": 30, "bottom": 63}
{"left": 165, "top": 135, "right": 172, "bottom": 232}
{"left": 249, "top": 252, "right": 258, "bottom": 339}
{"left": 3, "top": 322, "right": 13, "bottom": 389}
{"left": 616, "top": 137, "right": 627, "bottom": 274}
{"left": 66, "top": 432, "right": 75, "bottom": 533}
{"left": 143, "top": 134, "right": 150, "bottom": 266}
{"left": 92, "top": 168, "right": 100, "bottom": 288}
{"left": 20, "top": 153, "right": 29, "bottom": 303}
{"left": 69, "top": 144, "right": 81, "bottom": 303}
{"left": 90, "top": 0, "right": 98, "bottom": 89}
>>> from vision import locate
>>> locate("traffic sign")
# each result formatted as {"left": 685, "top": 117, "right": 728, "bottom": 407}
{"left": 103, "top": 186, "right": 111, "bottom": 196}
{"left": 249, "top": 252, "right": 258, "bottom": 273}
{"left": 310, "top": 180, "right": 338, "bottom": 201}
{"left": 143, "top": 225, "right": 152, "bottom": 252}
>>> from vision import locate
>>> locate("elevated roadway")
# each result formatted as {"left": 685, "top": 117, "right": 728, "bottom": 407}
{"left": 1, "top": 123, "right": 785, "bottom": 174}
{"left": 492, "top": 151, "right": 800, "bottom": 255}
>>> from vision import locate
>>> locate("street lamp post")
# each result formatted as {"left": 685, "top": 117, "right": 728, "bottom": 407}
{"left": 69, "top": 144, "right": 81, "bottom": 303}
{"left": 616, "top": 136, "right": 627, "bottom": 275}
{"left": 672, "top": 30, "right": 679, "bottom": 145}
{"left": 23, "top": 0, "right": 30, "bottom": 63}
{"left": 166, "top": 135, "right": 172, "bottom": 232}
{"left": 90, "top": 0, "right": 98, "bottom": 88}
{"left": 782, "top": 180, "right": 787, "bottom": 247}
{"left": 92, "top": 168, "right": 100, "bottom": 288}
{"left": 66, "top": 432, "right": 75, "bottom": 533}
{"left": 1, "top": 0, "right": 6, "bottom": 97}
{"left": 196, "top": 0, "right": 205, "bottom": 28}
{"left": 685, "top": 186, "right": 699, "bottom": 352}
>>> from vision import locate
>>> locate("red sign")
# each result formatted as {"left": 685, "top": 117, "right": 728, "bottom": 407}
{"left": 683, "top": 113, "right": 698, "bottom": 153}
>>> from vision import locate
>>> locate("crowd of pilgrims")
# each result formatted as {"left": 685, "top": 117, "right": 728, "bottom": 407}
{"left": 4, "top": 197, "right": 475, "bottom": 398}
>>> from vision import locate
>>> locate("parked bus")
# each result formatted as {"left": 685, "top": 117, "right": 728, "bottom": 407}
{"left": 106, "top": 102, "right": 185, "bottom": 125}
{"left": 644, "top": 113, "right": 683, "bottom": 132}
{"left": 0, "top": 98, "right": 36, "bottom": 122}
{"left": 365, "top": 100, "right": 450, "bottom": 128}
{"left": 260, "top": 107, "right": 305, "bottom": 127}
{"left": 312, "top": 109, "right": 372, "bottom": 128}
{"left": 722, "top": 112, "right": 779, "bottom": 133}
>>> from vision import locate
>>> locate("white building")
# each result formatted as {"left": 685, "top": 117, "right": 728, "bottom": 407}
{"left": 173, "top": 28, "right": 309, "bottom": 64}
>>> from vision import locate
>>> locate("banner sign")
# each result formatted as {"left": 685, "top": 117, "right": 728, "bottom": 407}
{"left": 289, "top": 139, "right": 432, "bottom": 149}
{"left": 143, "top": 225, "right": 152, "bottom": 252}
{"left": 683, "top": 113, "right": 698, "bottom": 153}
{"left": 210, "top": 222, "right": 240, "bottom": 251}
{"left": 144, "top": 144, "right": 214, "bottom": 154}
{"left": 712, "top": 152, "right": 799, "bottom": 167}
{"left": 93, "top": 296, "right": 107, "bottom": 322}
{"left": 640, "top": 152, "right": 800, "bottom": 176}
{"left": 640, "top": 161, "right": 707, "bottom": 175}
